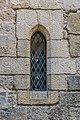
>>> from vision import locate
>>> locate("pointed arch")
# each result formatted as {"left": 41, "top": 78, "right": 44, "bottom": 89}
{"left": 29, "top": 24, "right": 50, "bottom": 40}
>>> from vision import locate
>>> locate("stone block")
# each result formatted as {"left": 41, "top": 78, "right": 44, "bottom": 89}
{"left": 48, "top": 106, "right": 60, "bottom": 120}
{"left": 16, "top": 10, "right": 63, "bottom": 40}
{"left": 0, "top": 92, "right": 7, "bottom": 109}
{"left": 0, "top": 0, "right": 6, "bottom": 9}
{"left": 0, "top": 8, "right": 15, "bottom": 22}
{"left": 69, "top": 35, "right": 80, "bottom": 57}
{"left": 14, "top": 75, "right": 30, "bottom": 90}
{"left": 60, "top": 92, "right": 80, "bottom": 107}
{"left": 10, "top": 0, "right": 29, "bottom": 9}
{"left": 27, "top": 106, "right": 49, "bottom": 120}
{"left": 38, "top": 10, "right": 63, "bottom": 39}
{"left": 0, "top": 22, "right": 15, "bottom": 35}
{"left": 69, "top": 107, "right": 80, "bottom": 119}
{"left": 0, "top": 76, "right": 14, "bottom": 90}
{"left": 18, "top": 91, "right": 59, "bottom": 105}
{"left": 30, "top": 91, "right": 48, "bottom": 99}
{"left": 60, "top": 107, "right": 69, "bottom": 120}
{"left": 7, "top": 92, "right": 17, "bottom": 107}
{"left": 30, "top": 0, "right": 62, "bottom": 9}
{"left": 47, "top": 58, "right": 76, "bottom": 74}
{"left": 0, "top": 58, "right": 30, "bottom": 74}
{"left": 67, "top": 76, "right": 80, "bottom": 90}
{"left": 76, "top": 58, "right": 80, "bottom": 74}
{"left": 18, "top": 40, "right": 30, "bottom": 57}
{"left": 0, "top": 35, "right": 16, "bottom": 57}
{"left": 63, "top": 0, "right": 80, "bottom": 11}
{"left": 49, "top": 75, "right": 67, "bottom": 90}
{"left": 16, "top": 10, "right": 38, "bottom": 39}
{"left": 0, "top": 107, "right": 27, "bottom": 120}
{"left": 47, "top": 40, "right": 69, "bottom": 57}
{"left": 67, "top": 13, "right": 80, "bottom": 34}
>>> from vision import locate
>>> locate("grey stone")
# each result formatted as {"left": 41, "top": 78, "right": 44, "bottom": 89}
{"left": 47, "top": 58, "right": 76, "bottom": 74}
{"left": 18, "top": 40, "right": 30, "bottom": 57}
{"left": 50, "top": 75, "right": 67, "bottom": 90}
{"left": 16, "top": 10, "right": 63, "bottom": 40}
{"left": 69, "top": 35, "right": 80, "bottom": 57}
{"left": 69, "top": 107, "right": 80, "bottom": 119}
{"left": 48, "top": 105, "right": 60, "bottom": 120}
{"left": 76, "top": 58, "right": 80, "bottom": 74}
{"left": 30, "top": 91, "right": 48, "bottom": 100}
{"left": 63, "top": 0, "right": 80, "bottom": 11}
{"left": 47, "top": 40, "right": 69, "bottom": 58}
{"left": 0, "top": 76, "right": 14, "bottom": 90}
{"left": 0, "top": 35, "right": 16, "bottom": 57}
{"left": 14, "top": 75, "right": 30, "bottom": 90}
{"left": 0, "top": 92, "right": 7, "bottom": 109}
{"left": 67, "top": 76, "right": 80, "bottom": 90}
{"left": 0, "top": 107, "right": 27, "bottom": 120}
{"left": 60, "top": 92, "right": 80, "bottom": 107}
{"left": 30, "top": 0, "right": 62, "bottom": 9}
{"left": 67, "top": 13, "right": 80, "bottom": 34}
{"left": 0, "top": 58, "right": 30, "bottom": 74}
{"left": 27, "top": 106, "right": 49, "bottom": 120}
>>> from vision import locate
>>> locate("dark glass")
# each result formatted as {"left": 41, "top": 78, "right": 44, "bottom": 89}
{"left": 30, "top": 31, "right": 46, "bottom": 91}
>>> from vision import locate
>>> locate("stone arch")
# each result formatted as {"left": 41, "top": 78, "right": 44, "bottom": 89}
{"left": 28, "top": 24, "right": 50, "bottom": 40}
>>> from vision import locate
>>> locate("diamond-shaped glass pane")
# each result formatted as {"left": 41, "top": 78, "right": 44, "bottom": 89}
{"left": 30, "top": 31, "right": 46, "bottom": 91}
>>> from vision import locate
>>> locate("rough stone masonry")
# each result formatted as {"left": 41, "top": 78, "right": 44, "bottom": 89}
{"left": 0, "top": 0, "right": 80, "bottom": 120}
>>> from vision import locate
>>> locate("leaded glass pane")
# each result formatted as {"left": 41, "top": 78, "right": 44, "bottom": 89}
{"left": 30, "top": 31, "right": 46, "bottom": 91}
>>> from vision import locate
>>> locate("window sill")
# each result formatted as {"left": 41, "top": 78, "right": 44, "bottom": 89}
{"left": 17, "top": 90, "right": 59, "bottom": 105}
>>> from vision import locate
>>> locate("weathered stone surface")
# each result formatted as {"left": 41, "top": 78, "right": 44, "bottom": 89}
{"left": 10, "top": 0, "right": 62, "bottom": 9}
{"left": 14, "top": 75, "right": 30, "bottom": 90}
{"left": 30, "top": 91, "right": 48, "bottom": 99}
{"left": 67, "top": 76, "right": 80, "bottom": 90}
{"left": 16, "top": 10, "right": 63, "bottom": 40}
{"left": 47, "top": 40, "right": 69, "bottom": 57}
{"left": 60, "top": 92, "right": 80, "bottom": 107}
{"left": 7, "top": 92, "right": 17, "bottom": 107}
{"left": 0, "top": 92, "right": 6, "bottom": 108}
{"left": 60, "top": 107, "right": 69, "bottom": 120}
{"left": 0, "top": 58, "right": 30, "bottom": 74}
{"left": 16, "top": 10, "right": 38, "bottom": 39}
{"left": 69, "top": 107, "right": 80, "bottom": 119}
{"left": 63, "top": 0, "right": 80, "bottom": 11}
{"left": 69, "top": 35, "right": 80, "bottom": 57}
{"left": 38, "top": 10, "right": 63, "bottom": 39}
{"left": 30, "top": 0, "right": 62, "bottom": 9}
{"left": 0, "top": 0, "right": 6, "bottom": 9}
{"left": 47, "top": 58, "right": 76, "bottom": 74}
{"left": 27, "top": 106, "right": 49, "bottom": 120}
{"left": 48, "top": 106, "right": 60, "bottom": 120}
{"left": 18, "top": 40, "right": 30, "bottom": 57}
{"left": 10, "top": 0, "right": 29, "bottom": 9}
{"left": 18, "top": 91, "right": 59, "bottom": 105}
{"left": 0, "top": 8, "right": 15, "bottom": 22}
{"left": 0, "top": 76, "right": 14, "bottom": 90}
{"left": 0, "top": 23, "right": 16, "bottom": 55}
{"left": 49, "top": 75, "right": 67, "bottom": 90}
{"left": 0, "top": 22, "right": 15, "bottom": 35}
{"left": 76, "top": 58, "right": 80, "bottom": 74}
{"left": 67, "top": 13, "right": 80, "bottom": 34}
{"left": 0, "top": 35, "right": 16, "bottom": 57}
{"left": 0, "top": 107, "right": 27, "bottom": 120}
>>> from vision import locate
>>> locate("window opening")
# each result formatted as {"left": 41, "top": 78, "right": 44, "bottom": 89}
{"left": 30, "top": 31, "right": 46, "bottom": 91}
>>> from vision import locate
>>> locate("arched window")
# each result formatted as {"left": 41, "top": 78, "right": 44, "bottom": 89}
{"left": 30, "top": 31, "right": 46, "bottom": 91}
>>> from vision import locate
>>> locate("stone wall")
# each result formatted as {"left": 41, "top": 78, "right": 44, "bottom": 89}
{"left": 0, "top": 0, "right": 80, "bottom": 119}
